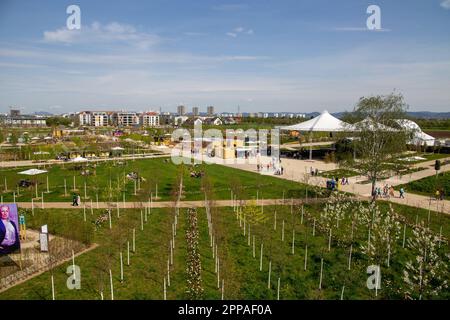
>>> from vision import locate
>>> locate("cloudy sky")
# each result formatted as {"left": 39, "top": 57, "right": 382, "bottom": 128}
{"left": 0, "top": 0, "right": 449, "bottom": 114}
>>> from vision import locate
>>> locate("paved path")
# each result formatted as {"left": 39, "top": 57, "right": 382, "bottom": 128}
{"left": 0, "top": 153, "right": 170, "bottom": 168}
{"left": 220, "top": 156, "right": 450, "bottom": 214}
{"left": 15, "top": 197, "right": 369, "bottom": 210}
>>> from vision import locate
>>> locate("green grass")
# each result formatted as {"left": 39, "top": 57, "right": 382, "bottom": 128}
{"left": 319, "top": 169, "right": 359, "bottom": 179}
{"left": 395, "top": 172, "right": 450, "bottom": 197}
{"left": 2, "top": 198, "right": 448, "bottom": 300}
{"left": 0, "top": 157, "right": 318, "bottom": 202}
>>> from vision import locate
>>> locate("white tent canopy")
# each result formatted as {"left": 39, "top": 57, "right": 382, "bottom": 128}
{"left": 396, "top": 119, "right": 435, "bottom": 147}
{"left": 71, "top": 156, "right": 88, "bottom": 163}
{"left": 353, "top": 118, "right": 397, "bottom": 132}
{"left": 279, "top": 110, "right": 350, "bottom": 132}
{"left": 18, "top": 168, "right": 48, "bottom": 175}
{"left": 279, "top": 110, "right": 352, "bottom": 160}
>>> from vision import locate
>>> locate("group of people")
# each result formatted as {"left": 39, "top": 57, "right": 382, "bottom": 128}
{"left": 326, "top": 177, "right": 349, "bottom": 191}
{"left": 373, "top": 184, "right": 405, "bottom": 199}
{"left": 256, "top": 160, "right": 284, "bottom": 176}
{"left": 71, "top": 193, "right": 81, "bottom": 206}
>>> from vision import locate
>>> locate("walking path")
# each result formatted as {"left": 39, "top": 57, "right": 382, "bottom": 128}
{"left": 15, "top": 196, "right": 368, "bottom": 210}
{"left": 0, "top": 153, "right": 170, "bottom": 169}
{"left": 221, "top": 156, "right": 450, "bottom": 214}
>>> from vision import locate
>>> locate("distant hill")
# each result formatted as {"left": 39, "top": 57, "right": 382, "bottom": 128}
{"left": 330, "top": 111, "right": 450, "bottom": 120}
{"left": 33, "top": 111, "right": 53, "bottom": 116}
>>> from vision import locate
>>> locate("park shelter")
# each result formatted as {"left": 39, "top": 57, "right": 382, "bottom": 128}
{"left": 395, "top": 119, "right": 435, "bottom": 147}
{"left": 279, "top": 110, "right": 351, "bottom": 160}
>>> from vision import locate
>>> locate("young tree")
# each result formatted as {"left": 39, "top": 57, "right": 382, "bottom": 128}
{"left": 403, "top": 222, "right": 448, "bottom": 300}
{"left": 340, "top": 93, "right": 411, "bottom": 199}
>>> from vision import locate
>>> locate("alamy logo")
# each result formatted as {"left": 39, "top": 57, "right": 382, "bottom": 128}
{"left": 366, "top": 5, "right": 381, "bottom": 30}
{"left": 66, "top": 5, "right": 81, "bottom": 30}
{"left": 366, "top": 265, "right": 381, "bottom": 290}
{"left": 66, "top": 265, "right": 81, "bottom": 290}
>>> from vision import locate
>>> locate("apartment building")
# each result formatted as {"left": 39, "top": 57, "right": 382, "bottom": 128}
{"left": 117, "top": 112, "right": 139, "bottom": 126}
{"left": 78, "top": 111, "right": 92, "bottom": 126}
{"left": 141, "top": 112, "right": 160, "bottom": 127}
{"left": 92, "top": 112, "right": 110, "bottom": 126}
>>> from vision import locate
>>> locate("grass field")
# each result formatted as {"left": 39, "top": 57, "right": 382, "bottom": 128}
{"left": 0, "top": 157, "right": 319, "bottom": 203}
{"left": 395, "top": 172, "right": 449, "bottom": 197}
{"left": 1, "top": 197, "right": 448, "bottom": 300}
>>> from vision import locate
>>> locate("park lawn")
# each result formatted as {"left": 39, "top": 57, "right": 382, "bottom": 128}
{"left": 319, "top": 169, "right": 359, "bottom": 179}
{"left": 0, "top": 158, "right": 317, "bottom": 203}
{"left": 395, "top": 171, "right": 450, "bottom": 197}
{"left": 2, "top": 199, "right": 448, "bottom": 300}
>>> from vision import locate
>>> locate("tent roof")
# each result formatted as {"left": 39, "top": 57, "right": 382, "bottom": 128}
{"left": 71, "top": 156, "right": 88, "bottom": 162}
{"left": 279, "top": 110, "right": 350, "bottom": 132}
{"left": 18, "top": 168, "right": 48, "bottom": 175}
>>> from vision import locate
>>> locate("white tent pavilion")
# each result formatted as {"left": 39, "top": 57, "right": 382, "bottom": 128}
{"left": 279, "top": 110, "right": 351, "bottom": 160}
{"left": 18, "top": 169, "right": 48, "bottom": 175}
{"left": 18, "top": 168, "right": 48, "bottom": 198}
{"left": 353, "top": 118, "right": 397, "bottom": 132}
{"left": 72, "top": 156, "right": 88, "bottom": 163}
{"left": 396, "top": 119, "right": 435, "bottom": 147}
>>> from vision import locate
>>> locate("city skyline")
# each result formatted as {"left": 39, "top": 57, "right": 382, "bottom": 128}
{"left": 1, "top": 0, "right": 450, "bottom": 113}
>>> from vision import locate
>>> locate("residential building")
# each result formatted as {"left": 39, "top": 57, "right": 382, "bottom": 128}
{"left": 117, "top": 112, "right": 139, "bottom": 126}
{"left": 92, "top": 112, "right": 109, "bottom": 126}
{"left": 141, "top": 112, "right": 160, "bottom": 127}
{"left": 207, "top": 106, "right": 215, "bottom": 116}
{"left": 192, "top": 106, "right": 199, "bottom": 116}
{"left": 78, "top": 111, "right": 92, "bottom": 126}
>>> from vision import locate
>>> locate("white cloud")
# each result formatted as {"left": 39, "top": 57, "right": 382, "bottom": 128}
{"left": 332, "top": 27, "right": 391, "bottom": 32}
{"left": 226, "top": 27, "right": 254, "bottom": 38}
{"left": 43, "top": 22, "right": 160, "bottom": 49}
{"left": 441, "top": 0, "right": 450, "bottom": 9}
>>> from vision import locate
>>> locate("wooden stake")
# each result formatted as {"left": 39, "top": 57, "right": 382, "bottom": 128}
{"left": 281, "top": 220, "right": 285, "bottom": 241}
{"left": 291, "top": 229, "right": 295, "bottom": 254}
{"left": 274, "top": 211, "right": 277, "bottom": 230}
{"left": 340, "top": 286, "right": 345, "bottom": 300}
{"left": 267, "top": 261, "right": 272, "bottom": 289}
{"left": 140, "top": 210, "right": 144, "bottom": 231}
{"left": 108, "top": 210, "right": 112, "bottom": 229}
{"left": 221, "top": 279, "right": 224, "bottom": 300}
{"left": 120, "top": 252, "right": 123, "bottom": 282}
{"left": 163, "top": 277, "right": 167, "bottom": 300}
{"left": 260, "top": 243, "right": 263, "bottom": 271}
{"left": 127, "top": 241, "right": 130, "bottom": 266}
{"left": 109, "top": 269, "right": 114, "bottom": 300}
{"left": 348, "top": 245, "right": 352, "bottom": 270}
{"left": 277, "top": 277, "right": 281, "bottom": 300}
{"left": 51, "top": 274, "right": 55, "bottom": 300}
{"left": 252, "top": 235, "right": 255, "bottom": 258}
{"left": 319, "top": 258, "right": 324, "bottom": 290}
{"left": 64, "top": 179, "right": 67, "bottom": 196}
{"left": 328, "top": 228, "right": 332, "bottom": 251}
{"left": 304, "top": 244, "right": 308, "bottom": 271}
{"left": 312, "top": 219, "right": 316, "bottom": 236}
{"left": 133, "top": 228, "right": 136, "bottom": 252}
{"left": 167, "top": 259, "right": 170, "bottom": 287}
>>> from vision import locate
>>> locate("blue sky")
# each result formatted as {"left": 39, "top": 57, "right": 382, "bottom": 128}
{"left": 1, "top": 0, "right": 450, "bottom": 113}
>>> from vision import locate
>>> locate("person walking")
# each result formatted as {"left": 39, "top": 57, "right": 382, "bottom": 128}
{"left": 72, "top": 193, "right": 77, "bottom": 206}
{"left": 76, "top": 194, "right": 81, "bottom": 206}
{"left": 399, "top": 188, "right": 405, "bottom": 199}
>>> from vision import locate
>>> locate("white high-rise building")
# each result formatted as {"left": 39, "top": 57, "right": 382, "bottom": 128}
{"left": 78, "top": 111, "right": 92, "bottom": 126}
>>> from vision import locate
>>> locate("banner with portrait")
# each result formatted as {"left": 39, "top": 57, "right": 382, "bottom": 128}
{"left": 0, "top": 204, "right": 21, "bottom": 255}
